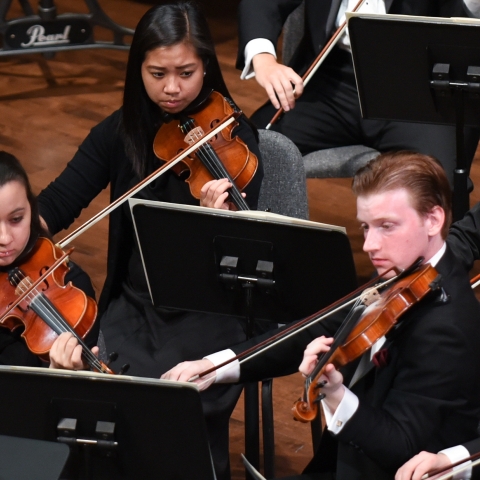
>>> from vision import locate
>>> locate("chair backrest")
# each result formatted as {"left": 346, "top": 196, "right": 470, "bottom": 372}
{"left": 257, "top": 129, "right": 309, "bottom": 219}
{"left": 282, "top": 0, "right": 305, "bottom": 65}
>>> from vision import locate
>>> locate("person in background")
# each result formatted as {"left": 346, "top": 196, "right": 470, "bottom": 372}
{"left": 236, "top": 0, "right": 480, "bottom": 186}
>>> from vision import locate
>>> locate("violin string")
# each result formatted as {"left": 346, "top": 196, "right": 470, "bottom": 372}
{"left": 307, "top": 295, "right": 365, "bottom": 383}
{"left": 34, "top": 295, "right": 103, "bottom": 371}
{"left": 12, "top": 272, "right": 105, "bottom": 372}
{"left": 183, "top": 121, "right": 238, "bottom": 184}
{"left": 182, "top": 120, "right": 249, "bottom": 210}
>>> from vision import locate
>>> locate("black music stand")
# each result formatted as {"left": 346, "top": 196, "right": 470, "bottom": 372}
{"left": 0, "top": 365, "right": 216, "bottom": 480}
{"left": 347, "top": 13, "right": 480, "bottom": 220}
{"left": 0, "top": 434, "right": 69, "bottom": 480}
{"left": 129, "top": 199, "right": 357, "bottom": 478}
{"left": 0, "top": 0, "right": 133, "bottom": 57}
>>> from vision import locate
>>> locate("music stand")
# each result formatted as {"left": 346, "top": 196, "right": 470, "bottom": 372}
{"left": 129, "top": 199, "right": 357, "bottom": 478}
{"left": 129, "top": 199, "right": 357, "bottom": 323}
{"left": 0, "top": 435, "right": 69, "bottom": 480}
{"left": 0, "top": 365, "right": 216, "bottom": 480}
{"left": 347, "top": 13, "right": 480, "bottom": 220}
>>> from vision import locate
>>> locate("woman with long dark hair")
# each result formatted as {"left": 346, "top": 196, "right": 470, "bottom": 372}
{"left": 0, "top": 151, "right": 97, "bottom": 366}
{"left": 39, "top": 2, "right": 263, "bottom": 478}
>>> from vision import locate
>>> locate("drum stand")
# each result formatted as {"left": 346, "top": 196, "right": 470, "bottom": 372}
{"left": 0, "top": 0, "right": 133, "bottom": 57}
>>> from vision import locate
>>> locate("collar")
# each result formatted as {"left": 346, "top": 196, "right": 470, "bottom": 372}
{"left": 426, "top": 242, "right": 446, "bottom": 268}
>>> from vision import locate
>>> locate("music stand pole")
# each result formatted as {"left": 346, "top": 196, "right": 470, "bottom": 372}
{"left": 453, "top": 88, "right": 469, "bottom": 220}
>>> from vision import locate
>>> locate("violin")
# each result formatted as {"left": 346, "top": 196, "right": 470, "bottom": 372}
{"left": 0, "top": 237, "right": 114, "bottom": 374}
{"left": 292, "top": 263, "right": 440, "bottom": 422}
{"left": 153, "top": 90, "right": 258, "bottom": 211}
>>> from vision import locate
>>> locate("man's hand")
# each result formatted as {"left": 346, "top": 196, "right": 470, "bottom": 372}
{"left": 161, "top": 359, "right": 216, "bottom": 391}
{"left": 200, "top": 178, "right": 245, "bottom": 210}
{"left": 49, "top": 332, "right": 99, "bottom": 370}
{"left": 395, "top": 451, "right": 453, "bottom": 480}
{"left": 299, "top": 336, "right": 345, "bottom": 413}
{"left": 252, "top": 53, "right": 303, "bottom": 111}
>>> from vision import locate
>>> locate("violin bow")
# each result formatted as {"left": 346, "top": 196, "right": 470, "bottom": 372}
{"left": 266, "top": 0, "right": 368, "bottom": 130}
{"left": 424, "top": 451, "right": 480, "bottom": 479}
{"left": 193, "top": 257, "right": 428, "bottom": 381}
{"left": 192, "top": 264, "right": 406, "bottom": 382}
{"left": 57, "top": 114, "right": 237, "bottom": 249}
{"left": 471, "top": 272, "right": 480, "bottom": 290}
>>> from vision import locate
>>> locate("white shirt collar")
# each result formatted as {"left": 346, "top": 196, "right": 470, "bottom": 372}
{"left": 425, "top": 242, "right": 446, "bottom": 268}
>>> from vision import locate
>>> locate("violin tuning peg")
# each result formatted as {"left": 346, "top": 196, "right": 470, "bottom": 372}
{"left": 106, "top": 352, "right": 118, "bottom": 366}
{"left": 118, "top": 363, "right": 130, "bottom": 375}
{"left": 315, "top": 393, "right": 326, "bottom": 403}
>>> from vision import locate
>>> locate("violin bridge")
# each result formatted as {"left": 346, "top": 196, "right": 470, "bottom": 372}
{"left": 184, "top": 127, "right": 205, "bottom": 146}
{"left": 360, "top": 287, "right": 380, "bottom": 306}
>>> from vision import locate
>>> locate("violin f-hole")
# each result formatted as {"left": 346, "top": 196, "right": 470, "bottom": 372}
{"left": 39, "top": 266, "right": 50, "bottom": 291}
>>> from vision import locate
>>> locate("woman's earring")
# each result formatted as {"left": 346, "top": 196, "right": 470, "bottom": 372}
{"left": 203, "top": 71, "right": 206, "bottom": 77}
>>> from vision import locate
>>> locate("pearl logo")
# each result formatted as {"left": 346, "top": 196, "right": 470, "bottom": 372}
{"left": 21, "top": 25, "right": 71, "bottom": 47}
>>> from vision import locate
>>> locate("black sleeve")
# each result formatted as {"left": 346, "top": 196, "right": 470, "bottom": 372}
{"left": 0, "top": 329, "right": 43, "bottom": 367}
{"left": 234, "top": 304, "right": 349, "bottom": 382}
{"left": 37, "top": 111, "right": 122, "bottom": 235}
{"left": 447, "top": 201, "right": 480, "bottom": 270}
{"left": 464, "top": 437, "right": 480, "bottom": 480}
{"left": 236, "top": 0, "right": 304, "bottom": 69}
{"left": 465, "top": 437, "right": 480, "bottom": 455}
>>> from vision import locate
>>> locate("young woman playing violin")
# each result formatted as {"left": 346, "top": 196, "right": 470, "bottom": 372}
{"left": 0, "top": 151, "right": 98, "bottom": 367}
{"left": 37, "top": 2, "right": 263, "bottom": 479}
{"left": 164, "top": 152, "right": 480, "bottom": 480}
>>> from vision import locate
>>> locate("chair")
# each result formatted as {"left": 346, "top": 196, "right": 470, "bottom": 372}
{"left": 257, "top": 129, "right": 309, "bottom": 219}
{"left": 243, "top": 129, "right": 308, "bottom": 479}
{"left": 282, "top": 1, "right": 379, "bottom": 178}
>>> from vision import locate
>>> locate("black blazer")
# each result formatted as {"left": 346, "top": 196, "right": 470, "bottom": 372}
{"left": 236, "top": 0, "right": 473, "bottom": 74}
{"left": 232, "top": 245, "right": 480, "bottom": 479}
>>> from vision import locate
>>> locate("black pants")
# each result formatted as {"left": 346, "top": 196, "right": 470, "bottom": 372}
{"left": 251, "top": 48, "right": 479, "bottom": 187}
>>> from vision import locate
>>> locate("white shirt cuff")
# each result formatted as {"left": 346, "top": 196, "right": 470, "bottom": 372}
{"left": 241, "top": 39, "right": 277, "bottom": 80}
{"left": 204, "top": 349, "right": 240, "bottom": 383}
{"left": 323, "top": 387, "right": 359, "bottom": 434}
{"left": 464, "top": 0, "right": 480, "bottom": 17}
{"left": 440, "top": 445, "right": 472, "bottom": 480}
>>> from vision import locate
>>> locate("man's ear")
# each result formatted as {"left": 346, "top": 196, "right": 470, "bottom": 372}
{"left": 425, "top": 205, "right": 445, "bottom": 237}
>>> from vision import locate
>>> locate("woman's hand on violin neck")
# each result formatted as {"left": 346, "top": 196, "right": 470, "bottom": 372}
{"left": 49, "top": 332, "right": 97, "bottom": 371}
{"left": 200, "top": 179, "right": 244, "bottom": 211}
{"left": 161, "top": 359, "right": 216, "bottom": 390}
{"left": 251, "top": 53, "right": 303, "bottom": 111}
{"left": 299, "top": 336, "right": 345, "bottom": 414}
{"left": 395, "top": 451, "right": 452, "bottom": 480}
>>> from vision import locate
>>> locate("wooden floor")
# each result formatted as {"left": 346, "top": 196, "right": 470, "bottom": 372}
{"left": 1, "top": 1, "right": 480, "bottom": 478}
